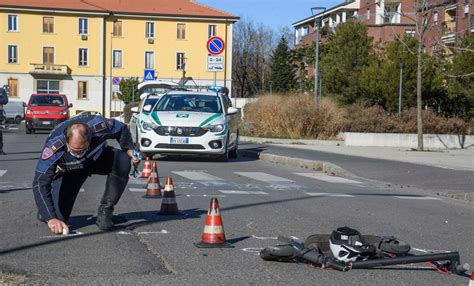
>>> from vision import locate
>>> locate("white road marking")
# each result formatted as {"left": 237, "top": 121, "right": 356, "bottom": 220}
{"left": 128, "top": 177, "right": 147, "bottom": 185}
{"left": 235, "top": 172, "right": 294, "bottom": 183}
{"left": 219, "top": 190, "right": 268, "bottom": 195}
{"left": 138, "top": 230, "right": 169, "bottom": 235}
{"left": 0, "top": 170, "right": 7, "bottom": 177}
{"left": 185, "top": 194, "right": 227, "bottom": 198}
{"left": 79, "top": 188, "right": 85, "bottom": 193}
{"left": 305, "top": 192, "right": 355, "bottom": 197}
{"left": 252, "top": 235, "right": 278, "bottom": 240}
{"left": 395, "top": 196, "right": 441, "bottom": 200}
{"left": 40, "top": 231, "right": 84, "bottom": 239}
{"left": 295, "top": 172, "right": 362, "bottom": 184}
{"left": 129, "top": 188, "right": 146, "bottom": 192}
{"left": 173, "top": 171, "right": 224, "bottom": 181}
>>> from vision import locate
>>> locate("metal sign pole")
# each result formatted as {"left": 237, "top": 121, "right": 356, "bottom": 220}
{"left": 214, "top": 71, "right": 217, "bottom": 86}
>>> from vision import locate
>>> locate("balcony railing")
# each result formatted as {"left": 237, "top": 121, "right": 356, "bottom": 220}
{"left": 30, "top": 64, "right": 71, "bottom": 75}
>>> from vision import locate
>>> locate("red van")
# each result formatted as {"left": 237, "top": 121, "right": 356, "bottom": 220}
{"left": 25, "top": 93, "right": 72, "bottom": 134}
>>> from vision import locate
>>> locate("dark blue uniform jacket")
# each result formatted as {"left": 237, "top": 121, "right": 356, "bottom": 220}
{"left": 32, "top": 115, "right": 134, "bottom": 222}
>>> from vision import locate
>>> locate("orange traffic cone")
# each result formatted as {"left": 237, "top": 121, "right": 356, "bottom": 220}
{"left": 158, "top": 177, "right": 182, "bottom": 215}
{"left": 140, "top": 157, "right": 152, "bottom": 178}
{"left": 469, "top": 271, "right": 473, "bottom": 286}
{"left": 195, "top": 198, "right": 233, "bottom": 248}
{"left": 143, "top": 162, "right": 161, "bottom": 199}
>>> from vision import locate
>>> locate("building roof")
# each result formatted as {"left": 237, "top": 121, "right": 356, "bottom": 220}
{"left": 292, "top": 0, "right": 358, "bottom": 27}
{"left": 0, "top": 0, "right": 239, "bottom": 20}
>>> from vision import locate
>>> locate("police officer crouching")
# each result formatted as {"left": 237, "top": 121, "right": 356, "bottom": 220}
{"left": 32, "top": 114, "right": 140, "bottom": 234}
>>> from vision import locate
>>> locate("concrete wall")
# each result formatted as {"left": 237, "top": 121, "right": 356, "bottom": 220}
{"left": 343, "top": 132, "right": 474, "bottom": 149}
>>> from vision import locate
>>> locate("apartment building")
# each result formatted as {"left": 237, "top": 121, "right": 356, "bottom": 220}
{"left": 0, "top": 0, "right": 238, "bottom": 116}
{"left": 293, "top": 0, "right": 472, "bottom": 53}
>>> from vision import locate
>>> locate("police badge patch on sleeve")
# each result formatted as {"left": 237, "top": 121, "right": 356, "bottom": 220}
{"left": 94, "top": 121, "right": 107, "bottom": 132}
{"left": 41, "top": 147, "right": 54, "bottom": 160}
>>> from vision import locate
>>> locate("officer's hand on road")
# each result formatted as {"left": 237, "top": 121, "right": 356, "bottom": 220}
{"left": 127, "top": 149, "right": 141, "bottom": 166}
{"left": 47, "top": 218, "right": 69, "bottom": 235}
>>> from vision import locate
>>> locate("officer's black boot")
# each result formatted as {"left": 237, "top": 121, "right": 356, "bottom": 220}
{"left": 96, "top": 173, "right": 128, "bottom": 231}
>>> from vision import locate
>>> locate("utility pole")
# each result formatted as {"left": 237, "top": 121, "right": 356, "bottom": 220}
{"left": 398, "top": 60, "right": 403, "bottom": 114}
{"left": 311, "top": 7, "right": 326, "bottom": 111}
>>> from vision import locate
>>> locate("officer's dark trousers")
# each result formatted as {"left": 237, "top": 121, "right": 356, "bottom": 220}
{"left": 52, "top": 147, "right": 131, "bottom": 222}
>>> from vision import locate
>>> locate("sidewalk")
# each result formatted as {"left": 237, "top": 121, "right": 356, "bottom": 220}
{"left": 241, "top": 136, "right": 474, "bottom": 172}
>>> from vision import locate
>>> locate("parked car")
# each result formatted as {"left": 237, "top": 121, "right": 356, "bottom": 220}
{"left": 136, "top": 90, "right": 239, "bottom": 161}
{"left": 25, "top": 93, "right": 72, "bottom": 134}
{"left": 3, "top": 101, "right": 25, "bottom": 124}
{"left": 129, "top": 94, "right": 163, "bottom": 149}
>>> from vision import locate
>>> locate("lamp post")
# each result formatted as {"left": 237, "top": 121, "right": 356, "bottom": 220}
{"left": 311, "top": 7, "right": 326, "bottom": 112}
{"left": 398, "top": 60, "right": 403, "bottom": 114}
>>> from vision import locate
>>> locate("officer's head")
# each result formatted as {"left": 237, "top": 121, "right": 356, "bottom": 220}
{"left": 65, "top": 123, "right": 91, "bottom": 159}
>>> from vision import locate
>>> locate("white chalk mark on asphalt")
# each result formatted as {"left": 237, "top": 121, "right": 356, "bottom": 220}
{"left": 0, "top": 170, "right": 7, "bottom": 177}
{"left": 79, "top": 188, "right": 85, "bottom": 193}
{"left": 219, "top": 190, "right": 268, "bottom": 195}
{"left": 129, "top": 188, "right": 146, "bottom": 192}
{"left": 118, "top": 231, "right": 133, "bottom": 235}
{"left": 185, "top": 194, "right": 227, "bottom": 198}
{"left": 305, "top": 192, "right": 355, "bottom": 197}
{"left": 395, "top": 196, "right": 441, "bottom": 201}
{"left": 235, "top": 172, "right": 293, "bottom": 183}
{"left": 137, "top": 230, "right": 169, "bottom": 235}
{"left": 252, "top": 235, "right": 278, "bottom": 240}
{"left": 242, "top": 247, "right": 264, "bottom": 255}
{"left": 295, "top": 173, "right": 362, "bottom": 184}
{"left": 40, "top": 231, "right": 84, "bottom": 239}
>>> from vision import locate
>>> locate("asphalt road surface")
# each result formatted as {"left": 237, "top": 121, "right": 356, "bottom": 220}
{"left": 0, "top": 126, "right": 472, "bottom": 285}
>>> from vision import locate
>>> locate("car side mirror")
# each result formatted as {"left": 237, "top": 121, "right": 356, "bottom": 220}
{"left": 143, "top": 105, "right": 152, "bottom": 112}
{"left": 227, "top": 107, "right": 238, "bottom": 115}
{"left": 131, "top": 106, "right": 139, "bottom": 113}
{"left": 68, "top": 103, "right": 73, "bottom": 108}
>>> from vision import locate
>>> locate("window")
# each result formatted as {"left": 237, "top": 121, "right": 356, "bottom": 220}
{"left": 43, "top": 47, "right": 54, "bottom": 64}
{"left": 78, "top": 48, "right": 88, "bottom": 66}
{"left": 471, "top": 15, "right": 474, "bottom": 31}
{"left": 176, "top": 52, "right": 185, "bottom": 70}
{"left": 302, "top": 26, "right": 309, "bottom": 36}
{"left": 8, "top": 15, "right": 18, "bottom": 31}
{"left": 434, "top": 12, "right": 439, "bottom": 24}
{"left": 113, "top": 21, "right": 122, "bottom": 36}
{"left": 8, "top": 45, "right": 17, "bottom": 63}
{"left": 208, "top": 25, "right": 216, "bottom": 38}
{"left": 145, "top": 51, "right": 154, "bottom": 69}
{"left": 43, "top": 17, "right": 54, "bottom": 33}
{"left": 79, "top": 18, "right": 88, "bottom": 34}
{"left": 146, "top": 22, "right": 155, "bottom": 38}
{"left": 405, "top": 29, "right": 416, "bottom": 37}
{"left": 366, "top": 8, "right": 370, "bottom": 20}
{"left": 8, "top": 79, "right": 18, "bottom": 98}
{"left": 37, "top": 80, "right": 60, "bottom": 94}
{"left": 78, "top": 81, "right": 88, "bottom": 99}
{"left": 465, "top": 4, "right": 470, "bottom": 15}
{"left": 177, "top": 23, "right": 186, "bottom": 40}
{"left": 113, "top": 50, "right": 122, "bottom": 68}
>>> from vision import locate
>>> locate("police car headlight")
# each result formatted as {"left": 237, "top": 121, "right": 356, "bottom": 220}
{"left": 142, "top": 121, "right": 158, "bottom": 131}
{"left": 203, "top": 124, "right": 224, "bottom": 133}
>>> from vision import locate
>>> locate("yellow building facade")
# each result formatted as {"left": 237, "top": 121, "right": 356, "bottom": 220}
{"left": 0, "top": 0, "right": 238, "bottom": 116}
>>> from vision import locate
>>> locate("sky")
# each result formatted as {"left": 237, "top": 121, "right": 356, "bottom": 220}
{"left": 198, "top": 0, "right": 340, "bottom": 31}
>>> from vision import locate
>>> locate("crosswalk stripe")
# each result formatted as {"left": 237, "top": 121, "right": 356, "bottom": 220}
{"left": 172, "top": 171, "right": 224, "bottom": 181}
{"left": 234, "top": 172, "right": 293, "bottom": 183}
{"left": 0, "top": 170, "right": 7, "bottom": 177}
{"left": 395, "top": 196, "right": 441, "bottom": 201}
{"left": 305, "top": 192, "right": 355, "bottom": 197}
{"left": 219, "top": 190, "right": 268, "bottom": 195}
{"left": 295, "top": 173, "right": 362, "bottom": 184}
{"left": 129, "top": 188, "right": 146, "bottom": 192}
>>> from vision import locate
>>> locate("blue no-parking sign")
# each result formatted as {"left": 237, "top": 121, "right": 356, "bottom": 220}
{"left": 207, "top": 36, "right": 225, "bottom": 55}
{"left": 144, "top": 69, "right": 155, "bottom": 81}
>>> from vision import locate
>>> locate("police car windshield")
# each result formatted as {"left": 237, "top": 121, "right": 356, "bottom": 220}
{"left": 30, "top": 96, "right": 65, "bottom": 107}
{"left": 154, "top": 94, "right": 222, "bottom": 113}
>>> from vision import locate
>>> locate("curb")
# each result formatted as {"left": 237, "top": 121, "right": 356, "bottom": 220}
{"left": 240, "top": 136, "right": 343, "bottom": 146}
{"left": 239, "top": 149, "right": 353, "bottom": 178}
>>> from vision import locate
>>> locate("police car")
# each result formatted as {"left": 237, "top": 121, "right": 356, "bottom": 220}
{"left": 130, "top": 94, "right": 162, "bottom": 148}
{"left": 135, "top": 89, "right": 239, "bottom": 161}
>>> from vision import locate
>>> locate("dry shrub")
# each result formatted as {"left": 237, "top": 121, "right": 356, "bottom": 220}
{"left": 345, "top": 106, "right": 471, "bottom": 134}
{"left": 242, "top": 94, "right": 345, "bottom": 139}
